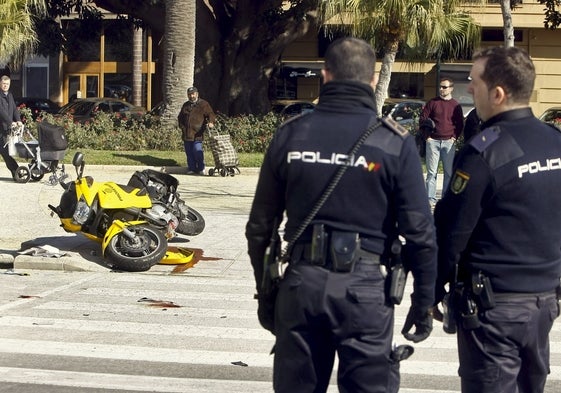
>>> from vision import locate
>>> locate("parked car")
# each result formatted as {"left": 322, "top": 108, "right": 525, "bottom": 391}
{"left": 272, "top": 100, "right": 315, "bottom": 119}
{"left": 104, "top": 84, "right": 132, "bottom": 101}
{"left": 58, "top": 97, "right": 146, "bottom": 123}
{"left": 15, "top": 97, "right": 60, "bottom": 121}
{"left": 382, "top": 99, "right": 425, "bottom": 128}
{"left": 148, "top": 101, "right": 166, "bottom": 117}
{"left": 539, "top": 107, "right": 561, "bottom": 129}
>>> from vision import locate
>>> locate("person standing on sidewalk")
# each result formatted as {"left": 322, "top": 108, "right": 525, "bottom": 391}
{"left": 434, "top": 46, "right": 561, "bottom": 393}
{"left": 420, "top": 77, "right": 464, "bottom": 206}
{"left": 177, "top": 86, "right": 216, "bottom": 175}
{"left": 0, "top": 75, "right": 22, "bottom": 180}
{"left": 246, "top": 37, "right": 437, "bottom": 393}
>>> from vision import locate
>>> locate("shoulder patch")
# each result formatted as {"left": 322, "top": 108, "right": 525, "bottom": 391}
{"left": 381, "top": 116, "right": 409, "bottom": 138}
{"left": 469, "top": 126, "right": 501, "bottom": 153}
{"left": 450, "top": 169, "right": 470, "bottom": 194}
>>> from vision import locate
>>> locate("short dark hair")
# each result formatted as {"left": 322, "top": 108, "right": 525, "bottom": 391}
{"left": 472, "top": 46, "right": 535, "bottom": 104}
{"left": 440, "top": 77, "right": 454, "bottom": 87}
{"left": 323, "top": 37, "right": 376, "bottom": 84}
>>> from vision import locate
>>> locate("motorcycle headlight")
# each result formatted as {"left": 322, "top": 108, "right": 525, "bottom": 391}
{"left": 72, "top": 199, "right": 91, "bottom": 224}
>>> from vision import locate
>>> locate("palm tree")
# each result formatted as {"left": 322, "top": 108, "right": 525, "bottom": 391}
{"left": 320, "top": 0, "right": 480, "bottom": 116}
{"left": 160, "top": 0, "right": 196, "bottom": 128}
{"left": 0, "top": 0, "right": 46, "bottom": 67}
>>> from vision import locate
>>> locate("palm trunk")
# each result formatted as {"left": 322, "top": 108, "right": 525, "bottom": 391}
{"left": 374, "top": 41, "right": 398, "bottom": 117}
{"left": 500, "top": 0, "right": 515, "bottom": 47}
{"left": 161, "top": 0, "right": 196, "bottom": 127}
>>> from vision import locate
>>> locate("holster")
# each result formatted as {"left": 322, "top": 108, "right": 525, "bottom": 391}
{"left": 260, "top": 223, "right": 283, "bottom": 296}
{"left": 310, "top": 225, "right": 360, "bottom": 272}
{"left": 471, "top": 271, "right": 496, "bottom": 310}
{"left": 459, "top": 286, "right": 480, "bottom": 330}
{"left": 329, "top": 230, "right": 359, "bottom": 272}
{"left": 388, "top": 264, "right": 407, "bottom": 305}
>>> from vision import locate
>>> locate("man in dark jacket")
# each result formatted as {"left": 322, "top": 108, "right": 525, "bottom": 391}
{"left": 0, "top": 75, "right": 22, "bottom": 179}
{"left": 246, "top": 37, "right": 437, "bottom": 393}
{"left": 434, "top": 46, "right": 561, "bottom": 393}
{"left": 177, "top": 87, "right": 216, "bottom": 175}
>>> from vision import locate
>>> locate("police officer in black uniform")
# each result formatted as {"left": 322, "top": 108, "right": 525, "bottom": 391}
{"left": 246, "top": 37, "right": 437, "bottom": 393}
{"left": 434, "top": 46, "right": 561, "bottom": 393}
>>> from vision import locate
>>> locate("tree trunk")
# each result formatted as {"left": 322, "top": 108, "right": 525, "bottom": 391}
{"left": 500, "top": 0, "right": 515, "bottom": 47}
{"left": 374, "top": 41, "right": 398, "bottom": 117}
{"left": 132, "top": 26, "right": 143, "bottom": 106}
{"left": 94, "top": 0, "right": 318, "bottom": 116}
{"left": 161, "top": 0, "right": 196, "bottom": 127}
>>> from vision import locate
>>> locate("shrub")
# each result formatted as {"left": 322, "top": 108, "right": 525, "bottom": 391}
{"left": 213, "top": 112, "right": 281, "bottom": 153}
{"left": 25, "top": 109, "right": 281, "bottom": 154}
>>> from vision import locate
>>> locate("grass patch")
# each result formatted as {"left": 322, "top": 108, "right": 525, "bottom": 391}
{"left": 12, "top": 149, "right": 265, "bottom": 167}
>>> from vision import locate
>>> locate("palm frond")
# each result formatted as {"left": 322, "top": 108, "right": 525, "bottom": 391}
{"left": 0, "top": 0, "right": 46, "bottom": 66}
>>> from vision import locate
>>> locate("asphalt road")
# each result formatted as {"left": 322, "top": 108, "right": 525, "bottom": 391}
{"left": 0, "top": 161, "right": 559, "bottom": 392}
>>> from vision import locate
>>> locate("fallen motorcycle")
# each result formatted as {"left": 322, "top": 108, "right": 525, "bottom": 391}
{"left": 127, "top": 168, "right": 205, "bottom": 237}
{"left": 48, "top": 152, "right": 201, "bottom": 272}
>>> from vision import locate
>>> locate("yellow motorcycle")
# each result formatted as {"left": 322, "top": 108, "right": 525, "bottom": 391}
{"left": 49, "top": 152, "right": 177, "bottom": 272}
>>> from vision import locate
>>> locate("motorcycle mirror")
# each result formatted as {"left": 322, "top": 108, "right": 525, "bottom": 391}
{"left": 72, "top": 152, "right": 84, "bottom": 167}
{"left": 72, "top": 152, "right": 85, "bottom": 179}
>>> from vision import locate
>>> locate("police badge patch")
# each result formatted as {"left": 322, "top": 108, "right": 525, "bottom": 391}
{"left": 451, "top": 169, "right": 470, "bottom": 194}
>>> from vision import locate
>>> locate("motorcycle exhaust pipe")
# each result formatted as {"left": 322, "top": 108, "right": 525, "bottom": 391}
{"left": 122, "top": 207, "right": 168, "bottom": 228}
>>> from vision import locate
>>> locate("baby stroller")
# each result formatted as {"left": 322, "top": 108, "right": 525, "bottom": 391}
{"left": 207, "top": 128, "right": 240, "bottom": 177}
{"left": 9, "top": 122, "right": 68, "bottom": 184}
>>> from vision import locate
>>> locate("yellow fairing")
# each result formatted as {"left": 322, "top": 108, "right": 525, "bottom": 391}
{"left": 96, "top": 182, "right": 152, "bottom": 209}
{"left": 60, "top": 217, "right": 84, "bottom": 234}
{"left": 74, "top": 177, "right": 100, "bottom": 205}
{"left": 159, "top": 247, "right": 194, "bottom": 265}
{"left": 101, "top": 219, "right": 148, "bottom": 255}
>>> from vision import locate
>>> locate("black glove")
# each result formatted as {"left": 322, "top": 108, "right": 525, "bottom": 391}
{"left": 256, "top": 291, "right": 276, "bottom": 334}
{"left": 401, "top": 305, "right": 433, "bottom": 343}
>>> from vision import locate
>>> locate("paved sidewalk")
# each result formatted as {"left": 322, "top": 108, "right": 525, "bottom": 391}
{"left": 0, "top": 160, "right": 442, "bottom": 273}
{"left": 0, "top": 162, "right": 261, "bottom": 273}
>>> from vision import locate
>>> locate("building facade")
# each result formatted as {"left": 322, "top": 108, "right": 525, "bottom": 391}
{"left": 277, "top": 1, "right": 561, "bottom": 118}
{"left": 4, "top": 1, "right": 561, "bottom": 117}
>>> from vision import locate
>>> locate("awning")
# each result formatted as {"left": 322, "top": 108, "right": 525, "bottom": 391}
{"left": 280, "top": 61, "right": 324, "bottom": 78}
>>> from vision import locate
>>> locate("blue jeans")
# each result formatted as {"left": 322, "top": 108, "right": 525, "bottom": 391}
{"left": 184, "top": 140, "right": 205, "bottom": 172}
{"left": 425, "top": 138, "right": 455, "bottom": 204}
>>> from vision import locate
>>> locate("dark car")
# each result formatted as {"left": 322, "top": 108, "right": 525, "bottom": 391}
{"left": 148, "top": 101, "right": 166, "bottom": 117}
{"left": 382, "top": 99, "right": 425, "bottom": 128}
{"left": 58, "top": 97, "right": 146, "bottom": 123}
{"left": 539, "top": 107, "right": 561, "bottom": 130}
{"left": 15, "top": 97, "right": 60, "bottom": 120}
{"left": 272, "top": 100, "right": 316, "bottom": 119}
{"left": 104, "top": 84, "right": 132, "bottom": 100}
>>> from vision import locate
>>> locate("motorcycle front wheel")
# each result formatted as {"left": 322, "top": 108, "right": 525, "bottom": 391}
{"left": 105, "top": 225, "right": 168, "bottom": 272}
{"left": 176, "top": 204, "right": 205, "bottom": 236}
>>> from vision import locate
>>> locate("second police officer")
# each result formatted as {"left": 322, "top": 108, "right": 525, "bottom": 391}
{"left": 246, "top": 37, "right": 437, "bottom": 392}
{"left": 434, "top": 46, "right": 561, "bottom": 393}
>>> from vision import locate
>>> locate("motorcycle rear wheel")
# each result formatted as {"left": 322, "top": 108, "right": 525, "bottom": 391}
{"left": 176, "top": 204, "right": 205, "bottom": 236}
{"left": 105, "top": 224, "right": 167, "bottom": 272}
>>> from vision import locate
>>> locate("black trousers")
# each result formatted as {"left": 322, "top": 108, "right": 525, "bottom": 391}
{"left": 0, "top": 137, "right": 18, "bottom": 173}
{"left": 272, "top": 257, "right": 395, "bottom": 393}
{"left": 457, "top": 291, "right": 559, "bottom": 393}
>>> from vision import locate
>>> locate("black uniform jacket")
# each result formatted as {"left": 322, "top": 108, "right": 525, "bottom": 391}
{"left": 246, "top": 81, "right": 437, "bottom": 309}
{"left": 435, "top": 108, "right": 561, "bottom": 300}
